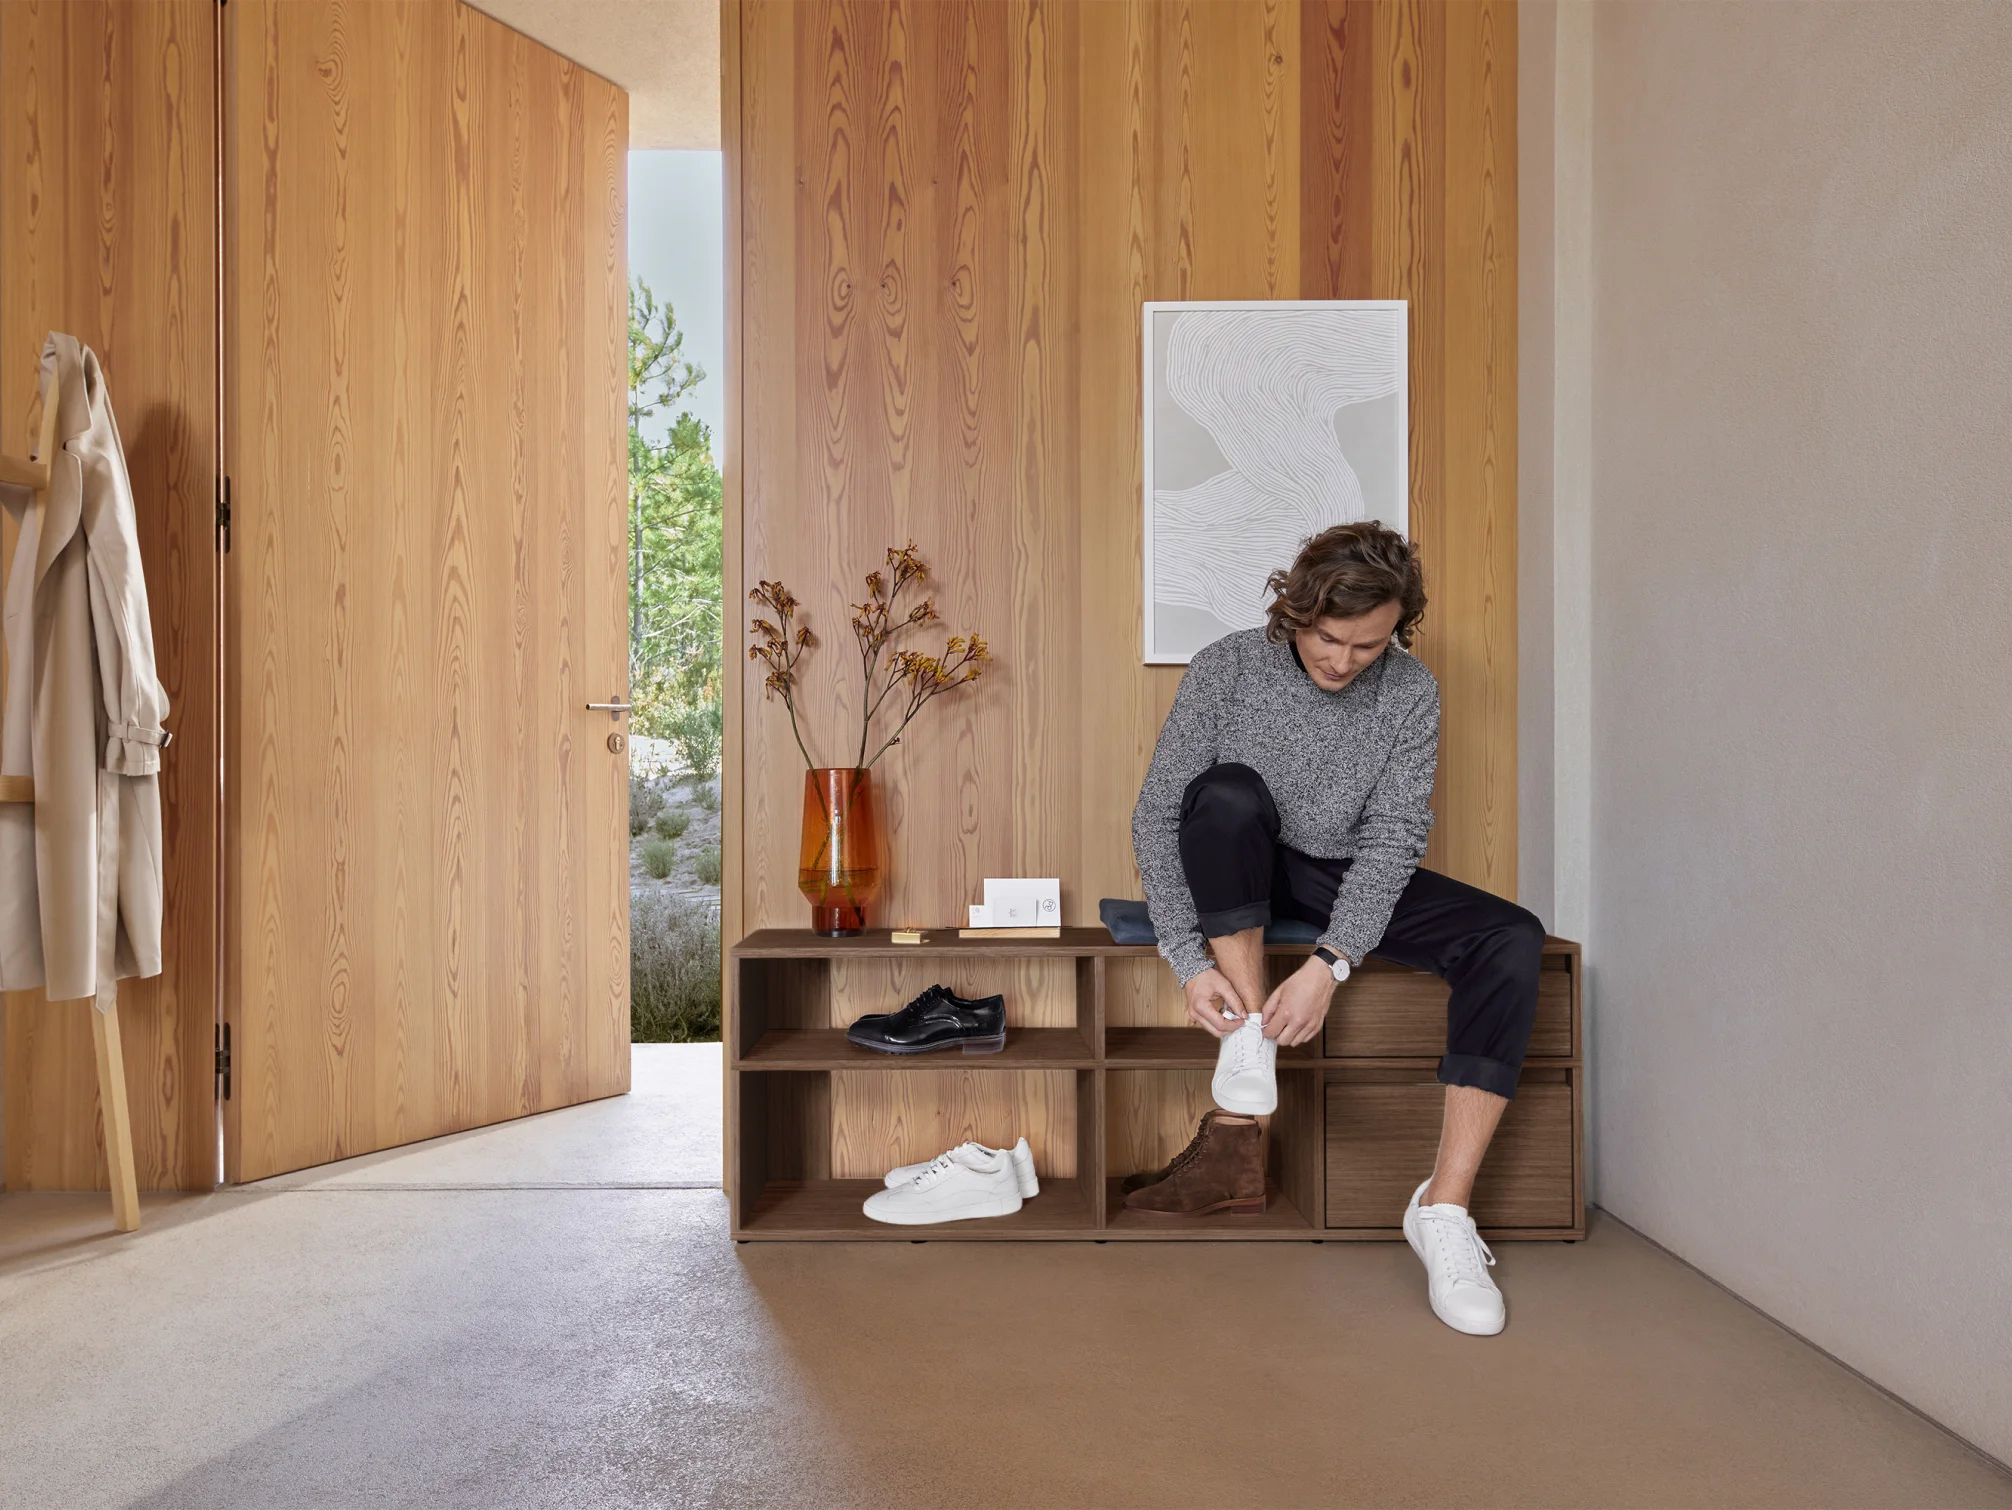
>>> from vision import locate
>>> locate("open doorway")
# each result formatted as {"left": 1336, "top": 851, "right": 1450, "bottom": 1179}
{"left": 626, "top": 151, "right": 726, "bottom": 1049}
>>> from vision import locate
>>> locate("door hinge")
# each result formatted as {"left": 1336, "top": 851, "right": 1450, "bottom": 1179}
{"left": 215, "top": 1022, "right": 232, "bottom": 1101}
{"left": 216, "top": 475, "right": 232, "bottom": 553}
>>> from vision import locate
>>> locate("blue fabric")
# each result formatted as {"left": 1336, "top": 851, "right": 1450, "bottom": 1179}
{"left": 1098, "top": 898, "right": 1321, "bottom": 948}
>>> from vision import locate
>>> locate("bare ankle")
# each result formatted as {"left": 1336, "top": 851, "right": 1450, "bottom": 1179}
{"left": 1423, "top": 1179, "right": 1471, "bottom": 1210}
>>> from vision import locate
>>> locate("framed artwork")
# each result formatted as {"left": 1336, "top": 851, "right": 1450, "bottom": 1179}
{"left": 1142, "top": 300, "right": 1408, "bottom": 664}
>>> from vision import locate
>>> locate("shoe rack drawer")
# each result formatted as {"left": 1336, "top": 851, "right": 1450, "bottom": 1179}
{"left": 1322, "top": 955, "right": 1573, "bottom": 1060}
{"left": 1323, "top": 1069, "right": 1576, "bottom": 1232}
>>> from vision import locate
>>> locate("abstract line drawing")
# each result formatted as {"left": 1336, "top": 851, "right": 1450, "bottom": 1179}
{"left": 1143, "top": 301, "right": 1408, "bottom": 664}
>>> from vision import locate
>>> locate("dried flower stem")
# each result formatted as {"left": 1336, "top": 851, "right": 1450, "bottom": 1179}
{"left": 747, "top": 580, "right": 819, "bottom": 770}
{"left": 850, "top": 542, "right": 936, "bottom": 766}
{"left": 862, "top": 634, "right": 991, "bottom": 768}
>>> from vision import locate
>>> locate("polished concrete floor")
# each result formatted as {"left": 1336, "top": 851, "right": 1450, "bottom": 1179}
{"left": 2, "top": 1046, "right": 2007, "bottom": 1510}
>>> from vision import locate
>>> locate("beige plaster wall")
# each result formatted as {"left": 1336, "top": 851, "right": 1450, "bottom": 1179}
{"left": 1584, "top": 0, "right": 2012, "bottom": 1462}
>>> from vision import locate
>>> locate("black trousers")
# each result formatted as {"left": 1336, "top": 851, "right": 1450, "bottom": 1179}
{"left": 1179, "top": 763, "right": 1544, "bottom": 1099}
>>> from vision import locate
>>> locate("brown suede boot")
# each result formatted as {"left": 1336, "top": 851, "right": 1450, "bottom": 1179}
{"left": 1122, "top": 1110, "right": 1266, "bottom": 1215}
{"left": 1119, "top": 1108, "right": 1239, "bottom": 1194}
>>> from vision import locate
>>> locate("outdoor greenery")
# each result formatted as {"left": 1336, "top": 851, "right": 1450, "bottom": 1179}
{"left": 693, "top": 845, "right": 723, "bottom": 886}
{"left": 629, "top": 279, "right": 724, "bottom": 768}
{"left": 640, "top": 837, "right": 678, "bottom": 880}
{"left": 631, "top": 890, "right": 722, "bottom": 1043}
{"left": 668, "top": 699, "right": 722, "bottom": 781}
{"left": 627, "top": 277, "right": 722, "bottom": 1045}
{"left": 629, "top": 772, "right": 667, "bottom": 837}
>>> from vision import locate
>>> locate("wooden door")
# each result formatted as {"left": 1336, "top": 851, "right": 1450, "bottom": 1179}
{"left": 223, "top": 0, "right": 630, "bottom": 1181}
{"left": 1, "top": 0, "right": 222, "bottom": 1192}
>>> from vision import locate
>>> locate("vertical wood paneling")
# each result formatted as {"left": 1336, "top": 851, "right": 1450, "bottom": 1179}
{"left": 1437, "top": 0, "right": 1516, "bottom": 895}
{"left": 731, "top": 0, "right": 1516, "bottom": 1172}
{"left": 224, "top": 0, "right": 628, "bottom": 1182}
{"left": 1, "top": 0, "right": 221, "bottom": 1191}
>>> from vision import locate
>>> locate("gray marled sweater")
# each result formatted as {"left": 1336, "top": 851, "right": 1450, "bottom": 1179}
{"left": 1132, "top": 628, "right": 1440, "bottom": 983}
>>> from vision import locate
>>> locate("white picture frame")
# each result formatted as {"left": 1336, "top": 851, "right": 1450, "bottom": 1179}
{"left": 1142, "top": 299, "right": 1409, "bottom": 665}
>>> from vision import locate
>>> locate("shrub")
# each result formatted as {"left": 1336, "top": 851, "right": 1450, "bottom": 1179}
{"left": 693, "top": 844, "right": 723, "bottom": 885}
{"left": 640, "top": 836, "right": 677, "bottom": 879}
{"left": 653, "top": 808, "right": 691, "bottom": 840}
{"left": 631, "top": 891, "right": 721, "bottom": 1043}
{"left": 669, "top": 698, "right": 723, "bottom": 782}
{"left": 694, "top": 780, "right": 720, "bottom": 813}
{"left": 629, "top": 773, "right": 666, "bottom": 837}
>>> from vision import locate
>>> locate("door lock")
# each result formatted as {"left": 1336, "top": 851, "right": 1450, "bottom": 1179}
{"left": 607, "top": 731, "right": 626, "bottom": 754}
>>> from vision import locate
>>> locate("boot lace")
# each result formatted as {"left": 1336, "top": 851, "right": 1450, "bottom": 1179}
{"left": 1420, "top": 1206, "right": 1497, "bottom": 1287}
{"left": 1161, "top": 1120, "right": 1217, "bottom": 1178}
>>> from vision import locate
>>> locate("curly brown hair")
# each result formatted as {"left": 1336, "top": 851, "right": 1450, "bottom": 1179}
{"left": 1263, "top": 522, "right": 1426, "bottom": 649}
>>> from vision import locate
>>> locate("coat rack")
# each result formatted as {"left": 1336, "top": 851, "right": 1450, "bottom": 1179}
{"left": 1, "top": 386, "right": 140, "bottom": 1233}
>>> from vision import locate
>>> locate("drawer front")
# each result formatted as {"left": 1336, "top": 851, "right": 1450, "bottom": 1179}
{"left": 1324, "top": 1075, "right": 1575, "bottom": 1230}
{"left": 1322, "top": 960, "right": 1572, "bottom": 1059}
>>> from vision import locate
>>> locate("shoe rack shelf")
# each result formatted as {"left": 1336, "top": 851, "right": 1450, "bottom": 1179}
{"left": 728, "top": 928, "right": 1584, "bottom": 1243}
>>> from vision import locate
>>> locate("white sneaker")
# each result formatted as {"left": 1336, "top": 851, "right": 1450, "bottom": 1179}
{"left": 862, "top": 1144, "right": 1025, "bottom": 1225}
{"left": 1211, "top": 1013, "right": 1277, "bottom": 1115}
{"left": 1403, "top": 1179, "right": 1506, "bottom": 1335}
{"left": 883, "top": 1137, "right": 1040, "bottom": 1198}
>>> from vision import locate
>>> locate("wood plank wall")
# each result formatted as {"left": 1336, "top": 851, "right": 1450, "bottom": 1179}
{"left": 0, "top": 0, "right": 221, "bottom": 1192}
{"left": 729, "top": 0, "right": 1514, "bottom": 1168}
{"left": 731, "top": 0, "right": 1516, "bottom": 938}
{"left": 223, "top": 0, "right": 631, "bottom": 1182}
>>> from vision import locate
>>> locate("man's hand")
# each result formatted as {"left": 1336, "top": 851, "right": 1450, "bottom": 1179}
{"left": 1261, "top": 957, "right": 1337, "bottom": 1047}
{"left": 1183, "top": 967, "right": 1246, "bottom": 1039}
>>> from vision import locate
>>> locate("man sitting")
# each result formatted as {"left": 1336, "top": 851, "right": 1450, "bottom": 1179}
{"left": 1130, "top": 522, "right": 1546, "bottom": 1336}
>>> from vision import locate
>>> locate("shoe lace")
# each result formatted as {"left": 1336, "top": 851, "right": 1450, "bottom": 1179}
{"left": 903, "top": 984, "right": 951, "bottom": 1013}
{"left": 1420, "top": 1207, "right": 1496, "bottom": 1287}
{"left": 908, "top": 1142, "right": 978, "bottom": 1187}
{"left": 1223, "top": 1017, "right": 1268, "bottom": 1076}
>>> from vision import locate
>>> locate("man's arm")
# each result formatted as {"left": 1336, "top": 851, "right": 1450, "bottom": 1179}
{"left": 1131, "top": 645, "right": 1230, "bottom": 984}
{"left": 1321, "top": 686, "right": 1439, "bottom": 965}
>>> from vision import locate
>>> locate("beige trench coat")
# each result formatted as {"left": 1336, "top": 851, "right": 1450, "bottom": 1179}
{"left": 0, "top": 334, "right": 170, "bottom": 1006}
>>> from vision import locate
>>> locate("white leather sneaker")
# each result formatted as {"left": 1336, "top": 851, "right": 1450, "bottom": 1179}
{"left": 1402, "top": 1178, "right": 1506, "bottom": 1335}
{"left": 883, "top": 1137, "right": 1040, "bottom": 1198}
{"left": 862, "top": 1143, "right": 1025, "bottom": 1225}
{"left": 1211, "top": 1012, "right": 1278, "bottom": 1115}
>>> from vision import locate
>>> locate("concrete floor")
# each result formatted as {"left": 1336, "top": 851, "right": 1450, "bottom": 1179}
{"left": 2, "top": 1047, "right": 2007, "bottom": 1510}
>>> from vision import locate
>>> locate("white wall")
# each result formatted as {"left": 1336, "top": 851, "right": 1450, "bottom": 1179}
{"left": 1526, "top": 0, "right": 2012, "bottom": 1463}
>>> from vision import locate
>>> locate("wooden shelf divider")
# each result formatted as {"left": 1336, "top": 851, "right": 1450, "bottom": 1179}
{"left": 728, "top": 929, "right": 1585, "bottom": 1243}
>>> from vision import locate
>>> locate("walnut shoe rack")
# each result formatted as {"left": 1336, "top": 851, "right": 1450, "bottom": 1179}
{"left": 729, "top": 928, "right": 1584, "bottom": 1243}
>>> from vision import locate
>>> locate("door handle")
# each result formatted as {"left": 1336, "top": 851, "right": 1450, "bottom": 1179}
{"left": 586, "top": 697, "right": 633, "bottom": 720}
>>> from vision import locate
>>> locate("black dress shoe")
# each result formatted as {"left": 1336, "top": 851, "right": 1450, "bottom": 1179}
{"left": 846, "top": 984, "right": 1007, "bottom": 1055}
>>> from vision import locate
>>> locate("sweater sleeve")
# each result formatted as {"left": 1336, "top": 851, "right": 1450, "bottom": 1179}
{"left": 1131, "top": 644, "right": 1230, "bottom": 984}
{"left": 1321, "top": 684, "right": 1439, "bottom": 965}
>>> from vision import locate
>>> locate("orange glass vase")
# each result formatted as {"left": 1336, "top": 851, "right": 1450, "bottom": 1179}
{"left": 798, "top": 767, "right": 882, "bottom": 936}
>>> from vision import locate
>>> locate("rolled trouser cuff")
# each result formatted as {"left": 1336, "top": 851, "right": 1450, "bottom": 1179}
{"left": 1437, "top": 1053, "right": 1521, "bottom": 1100}
{"left": 1197, "top": 900, "right": 1271, "bottom": 939}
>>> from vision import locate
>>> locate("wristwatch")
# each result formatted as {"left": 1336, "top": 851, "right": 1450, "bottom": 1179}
{"left": 1313, "top": 945, "right": 1352, "bottom": 983}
